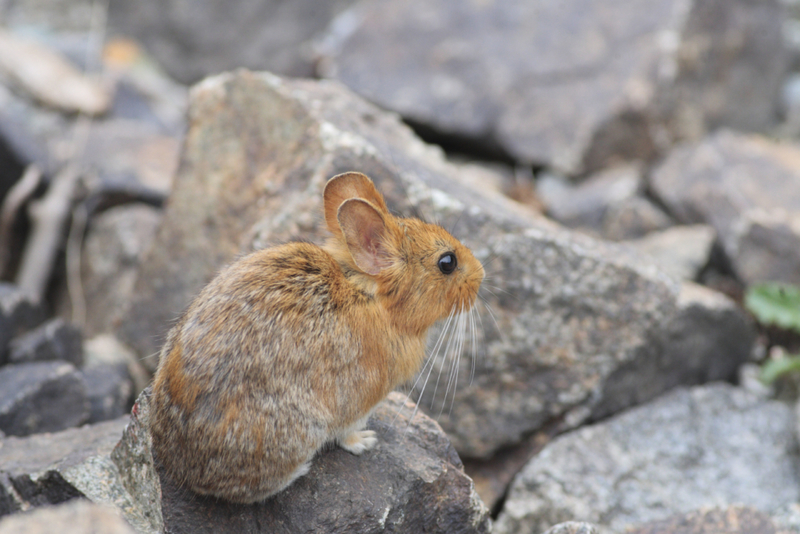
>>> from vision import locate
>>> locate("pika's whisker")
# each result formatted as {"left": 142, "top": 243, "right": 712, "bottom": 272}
{"left": 439, "top": 312, "right": 463, "bottom": 418}
{"left": 478, "top": 295, "right": 506, "bottom": 344}
{"left": 469, "top": 307, "right": 477, "bottom": 385}
{"left": 429, "top": 306, "right": 460, "bottom": 409}
{"left": 395, "top": 305, "right": 456, "bottom": 426}
{"left": 446, "top": 311, "right": 467, "bottom": 417}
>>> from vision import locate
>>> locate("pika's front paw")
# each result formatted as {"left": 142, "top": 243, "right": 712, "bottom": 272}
{"left": 338, "top": 430, "right": 378, "bottom": 455}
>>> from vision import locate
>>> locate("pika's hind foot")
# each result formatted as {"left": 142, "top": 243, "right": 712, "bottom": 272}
{"left": 338, "top": 430, "right": 377, "bottom": 455}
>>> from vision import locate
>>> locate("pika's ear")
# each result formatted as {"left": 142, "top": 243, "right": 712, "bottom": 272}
{"left": 337, "top": 198, "right": 391, "bottom": 275}
{"left": 324, "top": 172, "right": 389, "bottom": 237}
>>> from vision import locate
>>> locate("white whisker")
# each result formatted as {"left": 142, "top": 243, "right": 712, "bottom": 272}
{"left": 430, "top": 306, "right": 460, "bottom": 409}
{"left": 393, "top": 305, "right": 456, "bottom": 426}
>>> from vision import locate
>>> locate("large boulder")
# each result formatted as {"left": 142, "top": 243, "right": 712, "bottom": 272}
{"left": 494, "top": 383, "right": 800, "bottom": 534}
{"left": 317, "top": 0, "right": 788, "bottom": 174}
{"left": 154, "top": 391, "right": 490, "bottom": 533}
{"left": 650, "top": 130, "right": 800, "bottom": 286}
{"left": 118, "top": 71, "right": 753, "bottom": 460}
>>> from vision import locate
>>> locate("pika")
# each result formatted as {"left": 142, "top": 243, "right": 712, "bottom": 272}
{"left": 149, "top": 172, "right": 484, "bottom": 503}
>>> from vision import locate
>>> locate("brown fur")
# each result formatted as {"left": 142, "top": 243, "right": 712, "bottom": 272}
{"left": 149, "top": 172, "right": 484, "bottom": 503}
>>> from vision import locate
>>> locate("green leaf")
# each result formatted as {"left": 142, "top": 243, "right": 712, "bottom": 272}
{"left": 744, "top": 283, "right": 800, "bottom": 334}
{"left": 760, "top": 355, "right": 800, "bottom": 384}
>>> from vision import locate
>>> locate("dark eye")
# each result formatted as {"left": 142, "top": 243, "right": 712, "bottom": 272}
{"left": 438, "top": 252, "right": 457, "bottom": 275}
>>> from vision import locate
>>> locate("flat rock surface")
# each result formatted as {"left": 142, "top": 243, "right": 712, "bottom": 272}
{"left": 154, "top": 391, "right": 490, "bottom": 534}
{"left": 494, "top": 383, "right": 800, "bottom": 534}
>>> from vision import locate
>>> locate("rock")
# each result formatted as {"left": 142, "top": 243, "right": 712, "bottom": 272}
{"left": 0, "top": 28, "right": 111, "bottom": 115}
{"left": 80, "top": 205, "right": 163, "bottom": 338}
{"left": 0, "top": 22, "right": 183, "bottom": 203}
{"left": 108, "top": 0, "right": 359, "bottom": 83}
{"left": 537, "top": 165, "right": 642, "bottom": 230}
{"left": 600, "top": 197, "right": 673, "bottom": 241}
{"left": 317, "top": 0, "right": 788, "bottom": 174}
{"left": 626, "top": 505, "right": 790, "bottom": 534}
{"left": 8, "top": 318, "right": 83, "bottom": 367}
{"left": 543, "top": 522, "right": 600, "bottom": 534}
{"left": 80, "top": 364, "right": 133, "bottom": 424}
{"left": 151, "top": 391, "right": 491, "bottom": 533}
{"left": 0, "top": 500, "right": 136, "bottom": 534}
{"left": 84, "top": 335, "right": 150, "bottom": 398}
{"left": 729, "top": 208, "right": 800, "bottom": 286}
{"left": 110, "top": 391, "right": 163, "bottom": 534}
{"left": 0, "top": 362, "right": 88, "bottom": 436}
{"left": 0, "top": 417, "right": 129, "bottom": 516}
{"left": 623, "top": 225, "right": 716, "bottom": 281}
{"left": 593, "top": 282, "right": 754, "bottom": 419}
{"left": 493, "top": 384, "right": 799, "bottom": 534}
{"left": 0, "top": 283, "right": 45, "bottom": 363}
{"left": 650, "top": 130, "right": 800, "bottom": 286}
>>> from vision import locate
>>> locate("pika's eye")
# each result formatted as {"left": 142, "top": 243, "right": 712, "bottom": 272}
{"left": 438, "top": 252, "right": 457, "bottom": 274}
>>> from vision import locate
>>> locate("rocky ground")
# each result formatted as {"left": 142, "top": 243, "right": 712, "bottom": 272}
{"left": 0, "top": 0, "right": 799, "bottom": 533}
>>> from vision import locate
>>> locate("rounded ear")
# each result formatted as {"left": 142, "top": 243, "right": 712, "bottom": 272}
{"left": 324, "top": 172, "right": 389, "bottom": 237}
{"left": 337, "top": 198, "right": 391, "bottom": 275}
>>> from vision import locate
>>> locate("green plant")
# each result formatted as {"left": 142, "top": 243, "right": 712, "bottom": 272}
{"left": 744, "top": 282, "right": 800, "bottom": 384}
{"left": 745, "top": 282, "right": 800, "bottom": 334}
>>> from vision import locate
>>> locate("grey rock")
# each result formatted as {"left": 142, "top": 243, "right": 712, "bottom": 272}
{"left": 0, "top": 405, "right": 159, "bottom": 534}
{"left": 650, "top": 130, "right": 800, "bottom": 286}
{"left": 0, "top": 500, "right": 136, "bottom": 534}
{"left": 600, "top": 196, "right": 673, "bottom": 241}
{"left": 0, "top": 283, "right": 45, "bottom": 363}
{"left": 543, "top": 523, "right": 599, "bottom": 534}
{"left": 117, "top": 71, "right": 751, "bottom": 461}
{"left": 494, "top": 384, "right": 799, "bottom": 534}
{"left": 318, "top": 0, "right": 788, "bottom": 174}
{"left": 537, "top": 165, "right": 642, "bottom": 230}
{"left": 0, "top": 417, "right": 129, "bottom": 516}
{"left": 110, "top": 391, "right": 163, "bottom": 534}
{"left": 623, "top": 225, "right": 716, "bottom": 281}
{"left": 8, "top": 318, "right": 83, "bottom": 367}
{"left": 80, "top": 364, "right": 133, "bottom": 424}
{"left": 81, "top": 205, "right": 163, "bottom": 338}
{"left": 593, "top": 282, "right": 755, "bottom": 420}
{"left": 730, "top": 208, "right": 800, "bottom": 286}
{"left": 84, "top": 335, "right": 150, "bottom": 399}
{"left": 0, "top": 362, "right": 88, "bottom": 436}
{"left": 152, "top": 391, "right": 490, "bottom": 533}
{"left": 108, "top": 0, "right": 358, "bottom": 83}
{"left": 626, "top": 505, "right": 789, "bottom": 534}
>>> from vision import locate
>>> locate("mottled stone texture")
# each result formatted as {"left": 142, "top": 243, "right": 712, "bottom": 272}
{"left": 318, "top": 0, "right": 787, "bottom": 174}
{"left": 494, "top": 384, "right": 799, "bottom": 534}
